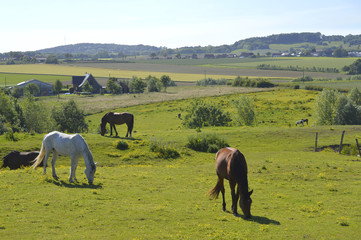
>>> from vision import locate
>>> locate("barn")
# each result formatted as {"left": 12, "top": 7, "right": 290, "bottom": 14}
{"left": 15, "top": 79, "right": 53, "bottom": 96}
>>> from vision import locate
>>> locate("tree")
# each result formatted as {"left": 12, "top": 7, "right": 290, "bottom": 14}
{"left": 315, "top": 89, "right": 339, "bottom": 125}
{"left": 160, "top": 75, "right": 171, "bottom": 92}
{"left": 45, "top": 54, "right": 58, "bottom": 64}
{"left": 52, "top": 100, "right": 88, "bottom": 133}
{"left": 106, "top": 77, "right": 122, "bottom": 94}
{"left": 21, "top": 93, "right": 51, "bottom": 133}
{"left": 233, "top": 96, "right": 256, "bottom": 126}
{"left": 24, "top": 83, "right": 40, "bottom": 96}
{"left": 347, "top": 59, "right": 361, "bottom": 75}
{"left": 333, "top": 47, "right": 348, "bottom": 57}
{"left": 129, "top": 76, "right": 147, "bottom": 93}
{"left": 349, "top": 88, "right": 361, "bottom": 105}
{"left": 334, "top": 95, "right": 361, "bottom": 125}
{"left": 147, "top": 76, "right": 162, "bottom": 92}
{"left": 54, "top": 80, "right": 63, "bottom": 96}
{"left": 183, "top": 99, "right": 231, "bottom": 128}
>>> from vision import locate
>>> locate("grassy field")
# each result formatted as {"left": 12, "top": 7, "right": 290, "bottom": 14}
{"left": 1, "top": 88, "right": 361, "bottom": 239}
{"left": 1, "top": 56, "right": 355, "bottom": 87}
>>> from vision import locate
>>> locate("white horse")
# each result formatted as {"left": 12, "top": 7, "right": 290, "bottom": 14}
{"left": 296, "top": 119, "right": 304, "bottom": 126}
{"left": 32, "top": 131, "right": 97, "bottom": 184}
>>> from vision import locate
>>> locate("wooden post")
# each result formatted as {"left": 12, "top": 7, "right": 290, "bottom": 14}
{"left": 315, "top": 132, "right": 318, "bottom": 152}
{"left": 339, "top": 131, "right": 345, "bottom": 154}
{"left": 356, "top": 139, "right": 361, "bottom": 157}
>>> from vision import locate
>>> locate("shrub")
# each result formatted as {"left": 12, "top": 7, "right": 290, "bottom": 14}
{"left": 233, "top": 96, "right": 256, "bottom": 126}
{"left": 52, "top": 100, "right": 88, "bottom": 133}
{"left": 149, "top": 139, "right": 180, "bottom": 159}
{"left": 186, "top": 133, "right": 229, "bottom": 153}
{"left": 114, "top": 140, "right": 129, "bottom": 150}
{"left": 182, "top": 99, "right": 231, "bottom": 128}
{"left": 107, "top": 77, "right": 122, "bottom": 94}
{"left": 146, "top": 75, "right": 162, "bottom": 92}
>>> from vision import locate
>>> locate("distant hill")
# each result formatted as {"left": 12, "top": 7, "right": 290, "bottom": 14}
{"left": 34, "top": 32, "right": 361, "bottom": 56}
{"left": 37, "top": 43, "right": 162, "bottom": 56}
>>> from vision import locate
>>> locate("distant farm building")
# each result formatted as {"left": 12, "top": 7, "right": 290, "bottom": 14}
{"left": 14, "top": 79, "right": 53, "bottom": 96}
{"left": 72, "top": 73, "right": 104, "bottom": 94}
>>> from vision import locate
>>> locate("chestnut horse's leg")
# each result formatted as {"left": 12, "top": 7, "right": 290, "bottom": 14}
{"left": 229, "top": 180, "right": 238, "bottom": 216}
{"left": 113, "top": 124, "right": 118, "bottom": 136}
{"left": 220, "top": 178, "right": 226, "bottom": 211}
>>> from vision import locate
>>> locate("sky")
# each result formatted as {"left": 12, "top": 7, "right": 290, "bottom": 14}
{"left": 1, "top": 0, "right": 361, "bottom": 53}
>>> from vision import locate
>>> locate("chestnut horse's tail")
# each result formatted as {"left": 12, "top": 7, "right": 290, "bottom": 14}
{"left": 31, "top": 141, "right": 46, "bottom": 169}
{"left": 207, "top": 179, "right": 222, "bottom": 199}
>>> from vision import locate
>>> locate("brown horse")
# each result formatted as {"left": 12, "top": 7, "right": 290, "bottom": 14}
{"left": 208, "top": 147, "right": 253, "bottom": 218}
{"left": 2, "top": 151, "right": 42, "bottom": 170}
{"left": 100, "top": 112, "right": 134, "bottom": 137}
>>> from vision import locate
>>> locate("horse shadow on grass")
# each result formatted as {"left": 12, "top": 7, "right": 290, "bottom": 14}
{"left": 103, "top": 136, "right": 141, "bottom": 141}
{"left": 46, "top": 179, "right": 103, "bottom": 189}
{"left": 225, "top": 211, "right": 280, "bottom": 225}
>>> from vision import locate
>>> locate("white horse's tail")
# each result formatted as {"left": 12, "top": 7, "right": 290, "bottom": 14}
{"left": 32, "top": 142, "right": 46, "bottom": 169}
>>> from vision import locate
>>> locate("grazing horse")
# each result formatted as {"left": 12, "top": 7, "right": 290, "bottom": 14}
{"left": 208, "top": 147, "right": 253, "bottom": 218}
{"left": 302, "top": 119, "right": 309, "bottom": 125}
{"left": 100, "top": 111, "right": 134, "bottom": 137}
{"left": 31, "top": 131, "right": 97, "bottom": 184}
{"left": 296, "top": 119, "right": 304, "bottom": 126}
{"left": 2, "top": 151, "right": 41, "bottom": 170}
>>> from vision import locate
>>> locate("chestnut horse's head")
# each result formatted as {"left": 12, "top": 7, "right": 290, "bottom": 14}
{"left": 100, "top": 122, "right": 106, "bottom": 136}
{"left": 239, "top": 189, "right": 253, "bottom": 218}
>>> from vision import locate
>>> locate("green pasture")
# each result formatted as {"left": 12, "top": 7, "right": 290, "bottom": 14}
{"left": 0, "top": 64, "right": 235, "bottom": 84}
{"left": 0, "top": 72, "right": 72, "bottom": 87}
{"left": 1, "top": 88, "right": 361, "bottom": 239}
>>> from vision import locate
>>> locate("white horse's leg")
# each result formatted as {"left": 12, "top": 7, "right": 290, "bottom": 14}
{"left": 69, "top": 155, "right": 79, "bottom": 183}
{"left": 51, "top": 154, "right": 59, "bottom": 180}
{"left": 42, "top": 151, "right": 51, "bottom": 175}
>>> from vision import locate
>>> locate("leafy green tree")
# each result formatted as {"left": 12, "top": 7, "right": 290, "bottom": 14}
{"left": 21, "top": 93, "right": 51, "bottom": 133}
{"left": 349, "top": 88, "right": 361, "bottom": 105}
{"left": 233, "top": 96, "right": 256, "bottom": 126}
{"left": 334, "top": 95, "right": 361, "bottom": 125}
{"left": 160, "top": 75, "right": 171, "bottom": 92}
{"left": 333, "top": 47, "right": 348, "bottom": 57}
{"left": 45, "top": 54, "right": 58, "bottom": 64}
{"left": 0, "top": 92, "right": 18, "bottom": 129}
{"left": 315, "top": 89, "right": 340, "bottom": 125}
{"left": 52, "top": 100, "right": 88, "bottom": 133}
{"left": 24, "top": 83, "right": 39, "bottom": 96}
{"left": 147, "top": 76, "right": 162, "bottom": 92}
{"left": 106, "top": 77, "right": 122, "bottom": 94}
{"left": 129, "top": 76, "right": 147, "bottom": 93}
{"left": 54, "top": 80, "right": 63, "bottom": 95}
{"left": 347, "top": 59, "right": 361, "bottom": 75}
{"left": 183, "top": 99, "right": 231, "bottom": 128}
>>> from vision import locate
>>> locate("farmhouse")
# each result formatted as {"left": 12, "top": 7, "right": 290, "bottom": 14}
{"left": 72, "top": 73, "right": 103, "bottom": 94}
{"left": 14, "top": 79, "right": 53, "bottom": 96}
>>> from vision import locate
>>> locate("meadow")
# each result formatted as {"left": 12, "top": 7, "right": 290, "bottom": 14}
{"left": 1, "top": 88, "right": 361, "bottom": 239}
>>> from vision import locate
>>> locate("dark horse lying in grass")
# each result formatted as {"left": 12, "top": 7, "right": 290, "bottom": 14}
{"left": 208, "top": 147, "right": 253, "bottom": 218}
{"left": 2, "top": 151, "right": 42, "bottom": 170}
{"left": 100, "top": 111, "right": 134, "bottom": 137}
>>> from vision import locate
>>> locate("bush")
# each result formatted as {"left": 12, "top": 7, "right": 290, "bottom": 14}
{"left": 149, "top": 139, "right": 180, "bottom": 159}
{"left": 52, "top": 100, "right": 88, "bottom": 133}
{"left": 183, "top": 99, "right": 231, "bottom": 128}
{"left": 129, "top": 76, "right": 147, "bottom": 93}
{"left": 107, "top": 77, "right": 122, "bottom": 94}
{"left": 186, "top": 133, "right": 229, "bottom": 153}
{"left": 146, "top": 75, "right": 162, "bottom": 92}
{"left": 114, "top": 140, "right": 129, "bottom": 150}
{"left": 233, "top": 96, "right": 256, "bottom": 126}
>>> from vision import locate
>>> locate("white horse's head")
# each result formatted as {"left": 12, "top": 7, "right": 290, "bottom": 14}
{"left": 85, "top": 162, "right": 97, "bottom": 184}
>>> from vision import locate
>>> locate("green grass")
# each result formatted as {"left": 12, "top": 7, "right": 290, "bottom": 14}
{"left": 0, "top": 72, "right": 72, "bottom": 87}
{"left": 1, "top": 88, "right": 361, "bottom": 239}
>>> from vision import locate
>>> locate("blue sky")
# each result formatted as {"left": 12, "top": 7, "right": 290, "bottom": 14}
{"left": 1, "top": 0, "right": 360, "bottom": 53}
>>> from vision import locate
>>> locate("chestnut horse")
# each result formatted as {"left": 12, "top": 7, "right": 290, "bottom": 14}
{"left": 100, "top": 112, "right": 134, "bottom": 137}
{"left": 208, "top": 147, "right": 253, "bottom": 218}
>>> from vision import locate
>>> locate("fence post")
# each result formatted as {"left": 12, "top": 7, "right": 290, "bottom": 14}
{"left": 315, "top": 132, "right": 318, "bottom": 152}
{"left": 339, "top": 130, "right": 345, "bottom": 154}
